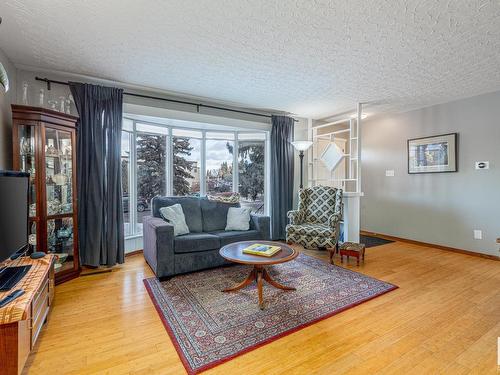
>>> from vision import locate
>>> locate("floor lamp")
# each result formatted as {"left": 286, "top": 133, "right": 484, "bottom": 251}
{"left": 291, "top": 141, "right": 313, "bottom": 189}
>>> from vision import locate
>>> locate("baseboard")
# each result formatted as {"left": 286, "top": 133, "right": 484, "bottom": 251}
{"left": 79, "top": 253, "right": 143, "bottom": 276}
{"left": 360, "top": 231, "right": 500, "bottom": 261}
{"left": 125, "top": 249, "right": 143, "bottom": 257}
{"left": 80, "top": 267, "right": 113, "bottom": 276}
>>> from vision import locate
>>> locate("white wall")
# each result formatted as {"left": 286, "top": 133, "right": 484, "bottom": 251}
{"left": 361, "top": 91, "right": 500, "bottom": 256}
{"left": 0, "top": 48, "right": 16, "bottom": 169}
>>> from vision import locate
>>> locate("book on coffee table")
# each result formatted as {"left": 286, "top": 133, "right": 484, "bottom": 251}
{"left": 242, "top": 243, "right": 281, "bottom": 257}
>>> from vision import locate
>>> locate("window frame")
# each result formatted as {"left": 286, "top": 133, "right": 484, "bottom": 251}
{"left": 123, "top": 118, "right": 269, "bottom": 239}
{"left": 121, "top": 129, "right": 133, "bottom": 237}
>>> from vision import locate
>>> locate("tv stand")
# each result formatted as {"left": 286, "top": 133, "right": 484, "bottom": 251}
{"left": 0, "top": 265, "right": 32, "bottom": 291}
{"left": 0, "top": 255, "right": 55, "bottom": 375}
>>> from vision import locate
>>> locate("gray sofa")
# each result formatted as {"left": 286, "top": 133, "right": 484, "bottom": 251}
{"left": 143, "top": 196, "right": 271, "bottom": 278}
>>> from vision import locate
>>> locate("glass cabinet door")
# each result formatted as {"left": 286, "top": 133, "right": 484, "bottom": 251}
{"left": 29, "top": 221, "right": 38, "bottom": 253}
{"left": 45, "top": 127, "right": 75, "bottom": 273}
{"left": 45, "top": 128, "right": 74, "bottom": 216}
{"left": 47, "top": 217, "right": 75, "bottom": 273}
{"left": 18, "top": 125, "right": 37, "bottom": 218}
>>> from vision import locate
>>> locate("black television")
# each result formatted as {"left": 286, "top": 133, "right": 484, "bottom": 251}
{"left": 0, "top": 171, "right": 32, "bottom": 291}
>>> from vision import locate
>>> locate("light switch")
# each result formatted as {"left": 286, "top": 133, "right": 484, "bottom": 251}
{"left": 385, "top": 170, "right": 395, "bottom": 177}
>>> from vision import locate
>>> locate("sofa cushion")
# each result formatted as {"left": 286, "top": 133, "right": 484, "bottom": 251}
{"left": 210, "top": 230, "right": 261, "bottom": 247}
{"left": 152, "top": 196, "right": 203, "bottom": 233}
{"left": 200, "top": 198, "right": 240, "bottom": 232}
{"left": 225, "top": 207, "right": 252, "bottom": 231}
{"left": 174, "top": 233, "right": 220, "bottom": 254}
{"left": 159, "top": 204, "right": 190, "bottom": 236}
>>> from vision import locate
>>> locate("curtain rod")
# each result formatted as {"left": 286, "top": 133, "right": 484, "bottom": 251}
{"left": 35, "top": 76, "right": 298, "bottom": 122}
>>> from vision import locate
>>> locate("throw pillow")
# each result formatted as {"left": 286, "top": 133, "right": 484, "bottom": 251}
{"left": 159, "top": 204, "right": 190, "bottom": 236}
{"left": 207, "top": 192, "right": 240, "bottom": 204}
{"left": 225, "top": 207, "right": 252, "bottom": 231}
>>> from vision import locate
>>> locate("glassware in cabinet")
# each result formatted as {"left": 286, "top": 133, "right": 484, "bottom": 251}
{"left": 45, "top": 128, "right": 74, "bottom": 216}
{"left": 13, "top": 104, "right": 80, "bottom": 284}
{"left": 18, "top": 125, "right": 37, "bottom": 218}
{"left": 47, "top": 217, "right": 74, "bottom": 273}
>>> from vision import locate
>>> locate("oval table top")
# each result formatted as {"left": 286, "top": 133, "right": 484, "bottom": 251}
{"left": 219, "top": 241, "right": 298, "bottom": 265}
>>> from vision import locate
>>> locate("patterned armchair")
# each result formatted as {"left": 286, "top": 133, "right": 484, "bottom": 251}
{"left": 286, "top": 186, "right": 343, "bottom": 249}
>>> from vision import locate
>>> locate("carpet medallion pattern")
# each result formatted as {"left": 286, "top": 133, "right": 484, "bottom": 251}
{"left": 144, "top": 254, "right": 397, "bottom": 374}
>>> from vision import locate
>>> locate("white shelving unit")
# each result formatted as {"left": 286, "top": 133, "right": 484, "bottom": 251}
{"left": 309, "top": 117, "right": 360, "bottom": 193}
{"left": 307, "top": 104, "right": 364, "bottom": 242}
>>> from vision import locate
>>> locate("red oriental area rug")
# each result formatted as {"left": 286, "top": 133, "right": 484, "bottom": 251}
{"left": 144, "top": 253, "right": 397, "bottom": 374}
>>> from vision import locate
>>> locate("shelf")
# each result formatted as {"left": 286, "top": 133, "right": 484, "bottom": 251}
{"left": 313, "top": 129, "right": 350, "bottom": 138}
{"left": 47, "top": 213, "right": 74, "bottom": 220}
{"left": 312, "top": 154, "right": 350, "bottom": 161}
{"left": 312, "top": 178, "right": 358, "bottom": 182}
{"left": 45, "top": 155, "right": 72, "bottom": 159}
{"left": 312, "top": 118, "right": 351, "bottom": 129}
{"left": 55, "top": 261, "right": 74, "bottom": 274}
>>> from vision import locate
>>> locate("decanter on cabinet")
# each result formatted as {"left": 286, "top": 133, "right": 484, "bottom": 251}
{"left": 12, "top": 105, "right": 80, "bottom": 284}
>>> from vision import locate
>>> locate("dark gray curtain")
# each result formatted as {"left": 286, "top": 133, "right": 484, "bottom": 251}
{"left": 270, "top": 115, "right": 294, "bottom": 240}
{"left": 69, "top": 82, "right": 124, "bottom": 267}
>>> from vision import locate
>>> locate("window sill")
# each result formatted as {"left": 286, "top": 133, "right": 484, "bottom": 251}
{"left": 125, "top": 234, "right": 143, "bottom": 240}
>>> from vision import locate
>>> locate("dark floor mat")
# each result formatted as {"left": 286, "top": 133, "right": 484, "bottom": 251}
{"left": 360, "top": 234, "right": 394, "bottom": 248}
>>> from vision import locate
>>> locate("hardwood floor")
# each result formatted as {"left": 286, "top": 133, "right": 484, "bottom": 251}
{"left": 23, "top": 242, "right": 500, "bottom": 374}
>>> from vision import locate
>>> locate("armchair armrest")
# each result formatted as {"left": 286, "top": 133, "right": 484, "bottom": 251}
{"left": 328, "top": 200, "right": 344, "bottom": 227}
{"left": 328, "top": 213, "right": 342, "bottom": 228}
{"left": 287, "top": 210, "right": 305, "bottom": 225}
{"left": 143, "top": 215, "right": 175, "bottom": 278}
{"left": 250, "top": 214, "right": 270, "bottom": 240}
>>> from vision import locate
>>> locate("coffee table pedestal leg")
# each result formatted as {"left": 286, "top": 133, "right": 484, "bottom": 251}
{"left": 257, "top": 268, "right": 264, "bottom": 309}
{"left": 223, "top": 265, "right": 296, "bottom": 310}
{"left": 222, "top": 269, "right": 256, "bottom": 292}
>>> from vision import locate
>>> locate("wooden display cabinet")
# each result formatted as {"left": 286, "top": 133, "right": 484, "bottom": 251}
{"left": 12, "top": 105, "right": 80, "bottom": 284}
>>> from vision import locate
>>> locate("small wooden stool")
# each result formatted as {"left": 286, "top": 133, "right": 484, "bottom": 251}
{"left": 339, "top": 242, "right": 366, "bottom": 266}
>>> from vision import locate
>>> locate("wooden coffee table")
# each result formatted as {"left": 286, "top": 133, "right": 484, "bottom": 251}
{"left": 219, "top": 241, "right": 298, "bottom": 309}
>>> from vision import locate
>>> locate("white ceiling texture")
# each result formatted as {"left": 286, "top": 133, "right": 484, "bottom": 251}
{"left": 1, "top": 0, "right": 500, "bottom": 119}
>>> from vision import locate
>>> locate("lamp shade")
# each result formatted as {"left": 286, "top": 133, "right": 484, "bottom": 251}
{"left": 291, "top": 141, "right": 313, "bottom": 151}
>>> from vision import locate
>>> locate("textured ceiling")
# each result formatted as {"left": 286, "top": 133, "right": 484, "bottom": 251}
{"left": 1, "top": 0, "right": 500, "bottom": 119}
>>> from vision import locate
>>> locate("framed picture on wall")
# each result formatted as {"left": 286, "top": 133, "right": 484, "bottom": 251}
{"left": 408, "top": 133, "right": 458, "bottom": 174}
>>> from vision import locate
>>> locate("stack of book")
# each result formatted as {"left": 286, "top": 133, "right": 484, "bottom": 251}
{"left": 242, "top": 244, "right": 281, "bottom": 257}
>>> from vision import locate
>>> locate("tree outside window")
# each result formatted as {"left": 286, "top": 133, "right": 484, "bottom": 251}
{"left": 228, "top": 140, "right": 265, "bottom": 213}
{"left": 173, "top": 137, "right": 200, "bottom": 196}
{"left": 206, "top": 140, "right": 233, "bottom": 194}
